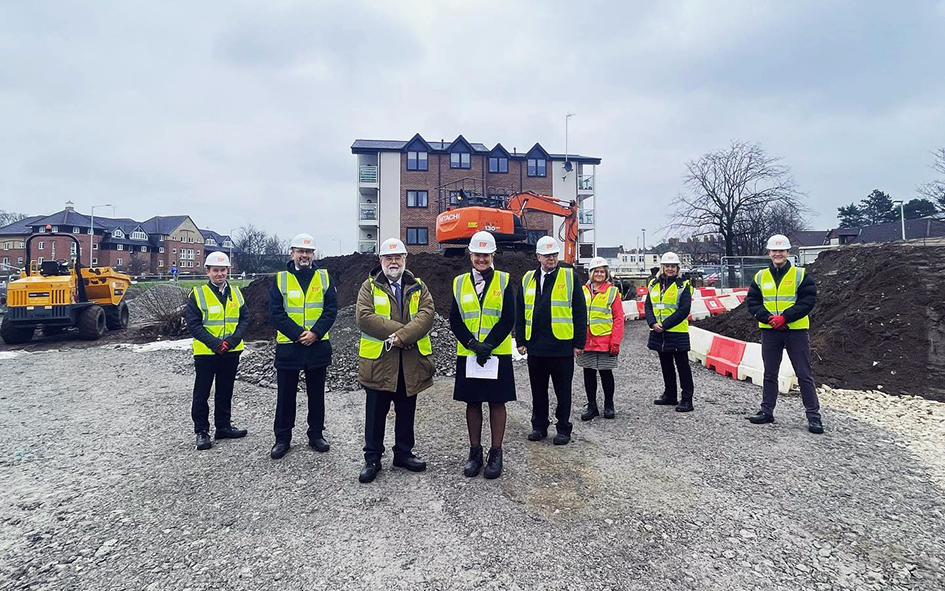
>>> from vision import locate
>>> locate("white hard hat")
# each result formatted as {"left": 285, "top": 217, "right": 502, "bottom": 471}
{"left": 205, "top": 251, "right": 231, "bottom": 267}
{"left": 660, "top": 252, "right": 681, "bottom": 265}
{"left": 468, "top": 231, "right": 497, "bottom": 254}
{"left": 588, "top": 256, "right": 608, "bottom": 270}
{"left": 766, "top": 234, "right": 792, "bottom": 250}
{"left": 379, "top": 237, "right": 408, "bottom": 255}
{"left": 290, "top": 233, "right": 316, "bottom": 249}
{"left": 536, "top": 236, "right": 560, "bottom": 255}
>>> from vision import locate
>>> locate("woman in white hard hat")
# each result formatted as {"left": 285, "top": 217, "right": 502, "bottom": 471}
{"left": 448, "top": 231, "right": 516, "bottom": 479}
{"left": 644, "top": 251, "right": 695, "bottom": 412}
{"left": 577, "top": 256, "right": 624, "bottom": 420}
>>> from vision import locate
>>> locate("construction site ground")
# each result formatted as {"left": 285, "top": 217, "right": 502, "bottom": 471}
{"left": 2, "top": 321, "right": 943, "bottom": 591}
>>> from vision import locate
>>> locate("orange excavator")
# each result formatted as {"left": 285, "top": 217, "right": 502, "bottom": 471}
{"left": 435, "top": 191, "right": 580, "bottom": 263}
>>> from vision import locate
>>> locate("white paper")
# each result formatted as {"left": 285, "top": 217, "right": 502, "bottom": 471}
{"left": 466, "top": 355, "right": 499, "bottom": 380}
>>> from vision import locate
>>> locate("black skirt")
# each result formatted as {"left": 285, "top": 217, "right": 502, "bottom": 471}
{"left": 452, "top": 355, "right": 517, "bottom": 403}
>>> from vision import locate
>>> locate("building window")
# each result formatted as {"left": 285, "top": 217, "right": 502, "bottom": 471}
{"left": 52, "top": 226, "right": 59, "bottom": 232}
{"left": 141, "top": 246, "right": 148, "bottom": 252}
{"left": 2, "top": 241, "right": 9, "bottom": 250}
{"left": 116, "top": 258, "right": 123, "bottom": 266}
{"left": 72, "top": 227, "right": 80, "bottom": 233}
{"left": 449, "top": 191, "right": 462, "bottom": 206}
{"left": 70, "top": 243, "right": 77, "bottom": 255}
{"left": 93, "top": 243, "right": 98, "bottom": 250}
{"left": 131, "top": 231, "right": 147, "bottom": 240}
{"left": 91, "top": 258, "right": 98, "bottom": 265}
{"left": 223, "top": 239, "right": 232, "bottom": 248}
{"left": 450, "top": 152, "right": 471, "bottom": 169}
{"left": 406, "top": 190, "right": 428, "bottom": 208}
{"left": 113, "top": 229, "right": 124, "bottom": 238}
{"left": 17, "top": 257, "right": 23, "bottom": 265}
{"left": 527, "top": 158, "right": 546, "bottom": 177}
{"left": 158, "top": 260, "right": 164, "bottom": 267}
{"left": 2, "top": 257, "right": 8, "bottom": 265}
{"left": 172, "top": 248, "right": 177, "bottom": 254}
{"left": 38, "top": 241, "right": 45, "bottom": 250}
{"left": 405, "top": 227, "right": 428, "bottom": 245}
{"left": 489, "top": 157, "right": 508, "bottom": 173}
{"left": 38, "top": 257, "right": 44, "bottom": 264}
{"left": 407, "top": 151, "right": 428, "bottom": 171}
{"left": 117, "top": 244, "right": 123, "bottom": 251}
{"left": 17, "top": 241, "right": 24, "bottom": 248}
{"left": 159, "top": 247, "right": 164, "bottom": 253}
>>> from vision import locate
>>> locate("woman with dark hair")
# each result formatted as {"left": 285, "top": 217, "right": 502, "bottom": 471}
{"left": 644, "top": 252, "right": 695, "bottom": 412}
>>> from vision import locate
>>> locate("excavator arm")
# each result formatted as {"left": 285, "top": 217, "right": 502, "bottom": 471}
{"left": 506, "top": 192, "right": 580, "bottom": 264}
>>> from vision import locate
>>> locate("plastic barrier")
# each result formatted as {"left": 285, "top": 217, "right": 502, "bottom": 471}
{"left": 622, "top": 300, "right": 639, "bottom": 321}
{"left": 718, "top": 294, "right": 741, "bottom": 311}
{"left": 636, "top": 300, "right": 646, "bottom": 318}
{"left": 734, "top": 294, "right": 746, "bottom": 304}
{"left": 689, "top": 299, "right": 711, "bottom": 321}
{"left": 703, "top": 297, "right": 726, "bottom": 315}
{"left": 704, "top": 334, "right": 747, "bottom": 379}
{"left": 737, "top": 342, "right": 798, "bottom": 394}
{"left": 688, "top": 326, "right": 714, "bottom": 364}
{"left": 697, "top": 287, "right": 717, "bottom": 298}
{"left": 636, "top": 285, "right": 648, "bottom": 298}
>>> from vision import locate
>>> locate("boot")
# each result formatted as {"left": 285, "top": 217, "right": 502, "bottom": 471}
{"left": 463, "top": 446, "right": 484, "bottom": 477}
{"left": 195, "top": 431, "right": 212, "bottom": 451}
{"left": 603, "top": 393, "right": 615, "bottom": 419}
{"left": 580, "top": 404, "right": 599, "bottom": 421}
{"left": 483, "top": 447, "right": 503, "bottom": 479}
{"left": 675, "top": 400, "right": 694, "bottom": 412}
{"left": 653, "top": 393, "right": 678, "bottom": 406}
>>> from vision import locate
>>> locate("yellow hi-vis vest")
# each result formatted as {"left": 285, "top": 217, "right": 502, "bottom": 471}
{"left": 521, "top": 267, "right": 574, "bottom": 341}
{"left": 276, "top": 269, "right": 331, "bottom": 344}
{"left": 648, "top": 278, "right": 692, "bottom": 334}
{"left": 192, "top": 284, "right": 245, "bottom": 355}
{"left": 358, "top": 278, "right": 433, "bottom": 360}
{"left": 754, "top": 266, "right": 810, "bottom": 330}
{"left": 453, "top": 271, "right": 513, "bottom": 356}
{"left": 583, "top": 284, "right": 619, "bottom": 336}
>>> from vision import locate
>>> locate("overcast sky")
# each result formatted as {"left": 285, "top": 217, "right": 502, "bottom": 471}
{"left": 2, "top": 1, "right": 943, "bottom": 253}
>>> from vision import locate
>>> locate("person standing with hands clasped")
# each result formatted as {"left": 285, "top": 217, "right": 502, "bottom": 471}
{"left": 645, "top": 252, "right": 695, "bottom": 412}
{"left": 516, "top": 236, "right": 587, "bottom": 445}
{"left": 268, "top": 233, "right": 337, "bottom": 459}
{"left": 449, "top": 231, "right": 516, "bottom": 479}
{"left": 577, "top": 257, "right": 624, "bottom": 421}
{"left": 745, "top": 234, "right": 823, "bottom": 434}
{"left": 185, "top": 251, "right": 250, "bottom": 451}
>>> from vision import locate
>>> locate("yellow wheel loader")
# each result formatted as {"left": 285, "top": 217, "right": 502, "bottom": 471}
{"left": 1, "top": 229, "right": 132, "bottom": 344}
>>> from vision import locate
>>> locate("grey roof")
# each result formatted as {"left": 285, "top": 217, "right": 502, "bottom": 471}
{"left": 351, "top": 139, "right": 408, "bottom": 150}
{"left": 140, "top": 215, "right": 191, "bottom": 235}
{"left": 788, "top": 230, "right": 829, "bottom": 247}
{"left": 200, "top": 229, "right": 232, "bottom": 243}
{"left": 854, "top": 217, "right": 945, "bottom": 243}
{"left": 0, "top": 215, "right": 44, "bottom": 236}
{"left": 597, "top": 246, "right": 625, "bottom": 258}
{"left": 30, "top": 210, "right": 93, "bottom": 228}
{"left": 352, "top": 137, "right": 600, "bottom": 162}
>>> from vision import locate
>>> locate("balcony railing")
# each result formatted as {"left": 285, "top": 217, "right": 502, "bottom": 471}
{"left": 578, "top": 174, "right": 594, "bottom": 191}
{"left": 358, "top": 240, "right": 377, "bottom": 254}
{"left": 578, "top": 209, "right": 595, "bottom": 225}
{"left": 359, "top": 165, "right": 378, "bottom": 184}
{"left": 359, "top": 203, "right": 378, "bottom": 222}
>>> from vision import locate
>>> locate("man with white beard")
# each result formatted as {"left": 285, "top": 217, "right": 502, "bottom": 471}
{"left": 355, "top": 238, "right": 435, "bottom": 483}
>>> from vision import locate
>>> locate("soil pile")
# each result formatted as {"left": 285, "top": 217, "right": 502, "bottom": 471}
{"left": 696, "top": 240, "right": 945, "bottom": 400}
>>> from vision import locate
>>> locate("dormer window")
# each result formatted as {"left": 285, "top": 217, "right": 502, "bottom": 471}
{"left": 113, "top": 229, "right": 125, "bottom": 239}
{"left": 407, "top": 151, "right": 428, "bottom": 171}
{"left": 450, "top": 152, "right": 471, "bottom": 169}
{"left": 223, "top": 239, "right": 232, "bottom": 248}
{"left": 527, "top": 158, "right": 547, "bottom": 177}
{"left": 489, "top": 157, "right": 508, "bottom": 173}
{"left": 131, "top": 230, "right": 147, "bottom": 240}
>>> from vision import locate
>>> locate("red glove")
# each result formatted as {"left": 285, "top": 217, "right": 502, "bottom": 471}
{"left": 609, "top": 343, "right": 620, "bottom": 356}
{"left": 216, "top": 341, "right": 231, "bottom": 354}
{"left": 768, "top": 315, "right": 786, "bottom": 330}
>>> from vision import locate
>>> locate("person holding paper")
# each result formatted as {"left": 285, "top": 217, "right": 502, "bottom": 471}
{"left": 449, "top": 231, "right": 516, "bottom": 479}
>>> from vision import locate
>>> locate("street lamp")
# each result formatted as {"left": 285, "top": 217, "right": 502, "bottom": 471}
{"left": 893, "top": 200, "right": 906, "bottom": 240}
{"left": 89, "top": 203, "right": 112, "bottom": 267}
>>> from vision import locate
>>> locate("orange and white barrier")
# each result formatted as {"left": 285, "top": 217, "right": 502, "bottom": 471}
{"left": 704, "top": 334, "right": 747, "bottom": 379}
{"left": 688, "top": 326, "right": 714, "bottom": 364}
{"left": 737, "top": 342, "right": 798, "bottom": 394}
{"left": 622, "top": 299, "right": 639, "bottom": 321}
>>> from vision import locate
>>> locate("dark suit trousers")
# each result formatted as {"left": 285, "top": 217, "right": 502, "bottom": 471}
{"left": 191, "top": 354, "right": 240, "bottom": 433}
{"left": 527, "top": 355, "right": 574, "bottom": 435}
{"left": 761, "top": 329, "right": 820, "bottom": 419}
{"left": 363, "top": 366, "right": 417, "bottom": 462}
{"left": 274, "top": 366, "right": 327, "bottom": 444}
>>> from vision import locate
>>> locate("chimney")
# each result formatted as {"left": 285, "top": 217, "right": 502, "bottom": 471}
{"left": 65, "top": 200, "right": 74, "bottom": 212}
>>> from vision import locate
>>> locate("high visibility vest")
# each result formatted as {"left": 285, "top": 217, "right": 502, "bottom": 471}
{"left": 453, "top": 271, "right": 513, "bottom": 356}
{"left": 358, "top": 278, "right": 433, "bottom": 360}
{"left": 583, "top": 283, "right": 619, "bottom": 336}
{"left": 648, "top": 278, "right": 692, "bottom": 334}
{"left": 276, "top": 269, "right": 331, "bottom": 344}
{"left": 192, "top": 284, "right": 245, "bottom": 356}
{"left": 521, "top": 267, "right": 574, "bottom": 341}
{"left": 754, "top": 266, "right": 810, "bottom": 329}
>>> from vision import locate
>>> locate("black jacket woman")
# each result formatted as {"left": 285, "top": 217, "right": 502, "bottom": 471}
{"left": 644, "top": 251, "right": 695, "bottom": 412}
{"left": 448, "top": 231, "right": 516, "bottom": 479}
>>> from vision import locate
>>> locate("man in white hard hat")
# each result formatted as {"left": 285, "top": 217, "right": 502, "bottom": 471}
{"left": 746, "top": 234, "right": 823, "bottom": 434}
{"left": 268, "top": 233, "right": 338, "bottom": 459}
{"left": 515, "top": 236, "right": 587, "bottom": 445}
{"left": 355, "top": 237, "right": 435, "bottom": 483}
{"left": 184, "top": 251, "right": 250, "bottom": 451}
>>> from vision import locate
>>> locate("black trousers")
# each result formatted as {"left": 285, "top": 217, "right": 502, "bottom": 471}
{"left": 761, "top": 329, "right": 820, "bottom": 419}
{"left": 527, "top": 355, "right": 574, "bottom": 435}
{"left": 274, "top": 366, "right": 327, "bottom": 444}
{"left": 658, "top": 351, "right": 694, "bottom": 403}
{"left": 363, "top": 366, "right": 417, "bottom": 462}
{"left": 191, "top": 354, "right": 240, "bottom": 433}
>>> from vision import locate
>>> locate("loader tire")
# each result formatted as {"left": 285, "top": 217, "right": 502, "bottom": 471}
{"left": 105, "top": 301, "right": 130, "bottom": 330}
{"left": 77, "top": 305, "right": 106, "bottom": 340}
{"left": 1, "top": 317, "right": 35, "bottom": 345}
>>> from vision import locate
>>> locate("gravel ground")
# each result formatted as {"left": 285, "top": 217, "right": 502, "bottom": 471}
{"left": 1, "top": 322, "right": 943, "bottom": 590}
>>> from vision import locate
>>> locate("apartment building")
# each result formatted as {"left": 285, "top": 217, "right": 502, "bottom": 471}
{"left": 351, "top": 133, "right": 601, "bottom": 263}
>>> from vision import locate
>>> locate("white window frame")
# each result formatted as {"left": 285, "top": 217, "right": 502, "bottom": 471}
{"left": 52, "top": 226, "right": 59, "bottom": 232}
{"left": 91, "top": 257, "right": 98, "bottom": 265}
{"left": 117, "top": 244, "right": 123, "bottom": 251}
{"left": 141, "top": 246, "right": 147, "bottom": 252}
{"left": 38, "top": 241, "right": 45, "bottom": 250}
{"left": 116, "top": 257, "right": 123, "bottom": 266}
{"left": 158, "top": 260, "right": 164, "bottom": 267}
{"left": 38, "top": 256, "right": 44, "bottom": 264}
{"left": 73, "top": 227, "right": 80, "bottom": 233}
{"left": 159, "top": 247, "right": 164, "bottom": 253}
{"left": 113, "top": 229, "right": 125, "bottom": 238}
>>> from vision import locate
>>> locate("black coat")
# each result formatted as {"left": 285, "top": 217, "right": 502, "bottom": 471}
{"left": 448, "top": 268, "right": 516, "bottom": 352}
{"left": 514, "top": 265, "right": 587, "bottom": 357}
{"left": 269, "top": 260, "right": 337, "bottom": 370}
{"left": 184, "top": 280, "right": 250, "bottom": 356}
{"left": 644, "top": 276, "right": 692, "bottom": 353}
{"left": 746, "top": 261, "right": 816, "bottom": 329}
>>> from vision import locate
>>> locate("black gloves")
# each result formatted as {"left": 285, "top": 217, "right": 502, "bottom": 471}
{"left": 473, "top": 341, "right": 492, "bottom": 367}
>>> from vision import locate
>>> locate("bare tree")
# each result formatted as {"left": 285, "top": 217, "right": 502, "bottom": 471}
{"left": 671, "top": 141, "right": 806, "bottom": 258}
{"left": 0, "top": 210, "right": 28, "bottom": 228}
{"left": 918, "top": 147, "right": 945, "bottom": 212}
{"left": 128, "top": 252, "right": 150, "bottom": 276}
{"left": 234, "top": 224, "right": 289, "bottom": 273}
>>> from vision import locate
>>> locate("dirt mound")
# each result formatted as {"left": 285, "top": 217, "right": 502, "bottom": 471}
{"left": 696, "top": 240, "right": 945, "bottom": 400}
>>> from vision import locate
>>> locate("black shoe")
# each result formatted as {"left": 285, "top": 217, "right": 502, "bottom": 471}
{"left": 463, "top": 446, "right": 484, "bottom": 477}
{"left": 393, "top": 455, "right": 427, "bottom": 472}
{"left": 527, "top": 429, "right": 547, "bottom": 442}
{"left": 215, "top": 425, "right": 247, "bottom": 439}
{"left": 483, "top": 447, "right": 503, "bottom": 479}
{"left": 553, "top": 433, "right": 571, "bottom": 446}
{"left": 195, "top": 431, "right": 212, "bottom": 451}
{"left": 270, "top": 441, "right": 290, "bottom": 459}
{"left": 603, "top": 403, "right": 616, "bottom": 419}
{"left": 654, "top": 394, "right": 678, "bottom": 406}
{"left": 747, "top": 411, "right": 775, "bottom": 424}
{"left": 808, "top": 418, "right": 824, "bottom": 434}
{"left": 308, "top": 437, "right": 330, "bottom": 452}
{"left": 675, "top": 401, "right": 694, "bottom": 413}
{"left": 581, "top": 405, "right": 599, "bottom": 421}
{"left": 359, "top": 461, "right": 381, "bottom": 483}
